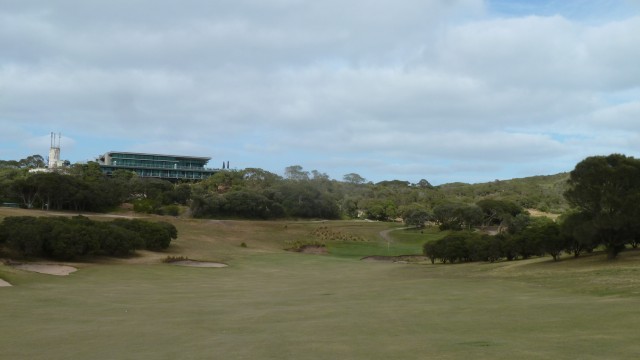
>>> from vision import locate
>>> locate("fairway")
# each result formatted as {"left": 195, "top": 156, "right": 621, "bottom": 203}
{"left": 2, "top": 211, "right": 640, "bottom": 359}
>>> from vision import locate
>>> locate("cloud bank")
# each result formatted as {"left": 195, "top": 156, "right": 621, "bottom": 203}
{"left": 1, "top": 0, "right": 639, "bottom": 184}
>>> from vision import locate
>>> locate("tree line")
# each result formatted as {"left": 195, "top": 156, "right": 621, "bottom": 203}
{"left": 1, "top": 156, "right": 569, "bottom": 220}
{"left": 423, "top": 216, "right": 585, "bottom": 264}
{"left": 423, "top": 154, "right": 640, "bottom": 261}
{"left": 3, "top": 153, "right": 639, "bottom": 259}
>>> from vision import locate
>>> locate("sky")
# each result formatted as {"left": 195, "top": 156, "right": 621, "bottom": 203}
{"left": 1, "top": 0, "right": 640, "bottom": 185}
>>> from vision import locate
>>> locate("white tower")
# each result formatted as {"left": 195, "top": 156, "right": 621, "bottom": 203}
{"left": 48, "top": 132, "right": 62, "bottom": 169}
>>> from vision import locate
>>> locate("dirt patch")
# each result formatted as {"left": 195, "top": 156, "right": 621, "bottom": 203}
{"left": 11, "top": 263, "right": 77, "bottom": 276}
{"left": 0, "top": 278, "right": 11, "bottom": 287}
{"left": 527, "top": 209, "right": 561, "bottom": 220}
{"left": 169, "top": 260, "right": 228, "bottom": 268}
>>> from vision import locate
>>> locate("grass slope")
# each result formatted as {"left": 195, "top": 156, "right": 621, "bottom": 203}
{"left": 1, "top": 208, "right": 640, "bottom": 359}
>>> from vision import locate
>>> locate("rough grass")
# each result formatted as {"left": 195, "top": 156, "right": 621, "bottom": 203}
{"left": 1, "top": 208, "right": 640, "bottom": 359}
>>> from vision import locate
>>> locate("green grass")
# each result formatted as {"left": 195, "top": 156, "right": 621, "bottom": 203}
{"left": 328, "top": 225, "right": 447, "bottom": 258}
{"left": 2, "top": 208, "right": 640, "bottom": 359}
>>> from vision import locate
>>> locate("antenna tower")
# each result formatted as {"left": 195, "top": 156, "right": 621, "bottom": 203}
{"left": 48, "top": 132, "right": 62, "bottom": 169}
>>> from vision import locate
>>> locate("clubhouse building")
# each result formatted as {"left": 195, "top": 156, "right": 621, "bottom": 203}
{"left": 97, "top": 151, "right": 218, "bottom": 181}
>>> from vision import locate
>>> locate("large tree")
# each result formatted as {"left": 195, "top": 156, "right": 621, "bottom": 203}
{"left": 564, "top": 154, "right": 640, "bottom": 259}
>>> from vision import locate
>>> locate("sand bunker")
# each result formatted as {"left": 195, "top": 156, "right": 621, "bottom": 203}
{"left": 12, "top": 264, "right": 77, "bottom": 276}
{"left": 169, "top": 260, "right": 228, "bottom": 268}
{"left": 0, "top": 278, "right": 11, "bottom": 287}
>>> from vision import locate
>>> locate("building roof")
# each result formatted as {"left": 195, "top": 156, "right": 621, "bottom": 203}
{"left": 103, "top": 151, "right": 211, "bottom": 161}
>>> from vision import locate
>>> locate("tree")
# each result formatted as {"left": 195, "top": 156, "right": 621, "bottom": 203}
{"left": 432, "top": 203, "right": 464, "bottom": 230}
{"left": 11, "top": 176, "right": 41, "bottom": 208}
{"left": 423, "top": 241, "right": 438, "bottom": 264}
{"left": 284, "top": 165, "right": 309, "bottom": 181}
{"left": 19, "top": 155, "right": 46, "bottom": 168}
{"left": 476, "top": 199, "right": 523, "bottom": 228}
{"left": 564, "top": 154, "right": 640, "bottom": 259}
{"left": 458, "top": 205, "right": 483, "bottom": 230}
{"left": 518, "top": 217, "right": 564, "bottom": 261}
{"left": 362, "top": 199, "right": 397, "bottom": 221}
{"left": 416, "top": 179, "right": 434, "bottom": 189}
{"left": 559, "top": 211, "right": 596, "bottom": 257}
{"left": 311, "top": 170, "right": 330, "bottom": 181}
{"left": 243, "top": 168, "right": 282, "bottom": 190}
{"left": 403, "top": 208, "right": 430, "bottom": 228}
{"left": 343, "top": 173, "right": 366, "bottom": 185}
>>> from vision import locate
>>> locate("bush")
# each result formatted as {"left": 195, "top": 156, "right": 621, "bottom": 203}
{"left": 0, "top": 216, "right": 176, "bottom": 259}
{"left": 45, "top": 221, "right": 100, "bottom": 260}
{"left": 1, "top": 216, "right": 49, "bottom": 257}
{"left": 111, "top": 219, "right": 176, "bottom": 250}
{"left": 98, "top": 225, "right": 143, "bottom": 256}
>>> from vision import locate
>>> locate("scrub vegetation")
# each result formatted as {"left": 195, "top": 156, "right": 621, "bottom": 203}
{"left": 0, "top": 215, "right": 177, "bottom": 260}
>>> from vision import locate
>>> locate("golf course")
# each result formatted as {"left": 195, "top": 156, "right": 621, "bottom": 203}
{"left": 1, "top": 207, "right": 640, "bottom": 359}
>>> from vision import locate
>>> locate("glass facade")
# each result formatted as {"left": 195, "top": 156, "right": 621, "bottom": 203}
{"left": 98, "top": 151, "right": 217, "bottom": 181}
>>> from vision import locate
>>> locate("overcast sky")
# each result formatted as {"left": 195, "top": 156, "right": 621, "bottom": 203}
{"left": 2, "top": 0, "right": 640, "bottom": 184}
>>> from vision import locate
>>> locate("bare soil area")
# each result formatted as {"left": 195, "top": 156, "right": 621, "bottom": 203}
{"left": 11, "top": 263, "right": 77, "bottom": 276}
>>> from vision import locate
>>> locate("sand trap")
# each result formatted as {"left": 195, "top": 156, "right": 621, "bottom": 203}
{"left": 12, "top": 264, "right": 77, "bottom": 276}
{"left": 0, "top": 279, "right": 11, "bottom": 287}
{"left": 169, "top": 260, "right": 228, "bottom": 268}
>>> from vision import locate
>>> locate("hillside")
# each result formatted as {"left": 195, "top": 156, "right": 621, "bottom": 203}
{"left": 436, "top": 172, "right": 570, "bottom": 213}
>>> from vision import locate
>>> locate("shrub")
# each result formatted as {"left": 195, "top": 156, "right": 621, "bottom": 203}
{"left": 111, "top": 219, "right": 175, "bottom": 250}
{"left": 0, "top": 216, "right": 173, "bottom": 259}
{"left": 98, "top": 225, "right": 143, "bottom": 256}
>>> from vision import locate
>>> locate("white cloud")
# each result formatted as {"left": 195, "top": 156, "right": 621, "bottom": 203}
{"left": 1, "top": 0, "right": 640, "bottom": 183}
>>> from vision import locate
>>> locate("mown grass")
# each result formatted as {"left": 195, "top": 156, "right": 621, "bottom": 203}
{"left": 2, "top": 208, "right": 640, "bottom": 359}
{"left": 327, "top": 226, "right": 447, "bottom": 257}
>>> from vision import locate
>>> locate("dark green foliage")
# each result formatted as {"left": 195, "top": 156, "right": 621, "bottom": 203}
{"left": 43, "top": 217, "right": 102, "bottom": 260}
{"left": 363, "top": 199, "right": 397, "bottom": 221}
{"left": 276, "top": 181, "right": 340, "bottom": 219}
{"left": 559, "top": 212, "right": 596, "bottom": 257}
{"left": 98, "top": 225, "right": 143, "bottom": 256}
{"left": 4, "top": 169, "right": 126, "bottom": 212}
{"left": 564, "top": 154, "right": 640, "bottom": 259}
{"left": 158, "top": 222, "right": 178, "bottom": 240}
{"left": 432, "top": 203, "right": 464, "bottom": 230}
{"left": 423, "top": 232, "right": 475, "bottom": 263}
{"left": 432, "top": 203, "right": 481, "bottom": 230}
{"left": 424, "top": 217, "right": 567, "bottom": 263}
{"left": 504, "top": 213, "right": 532, "bottom": 235}
{"left": 110, "top": 219, "right": 175, "bottom": 251}
{"left": 402, "top": 207, "right": 430, "bottom": 228}
{"left": 0, "top": 216, "right": 176, "bottom": 259}
{"left": 191, "top": 190, "right": 285, "bottom": 219}
{"left": 511, "top": 218, "right": 557, "bottom": 260}
{"left": 224, "top": 191, "right": 284, "bottom": 219}
{"left": 0, "top": 216, "right": 48, "bottom": 256}
{"left": 476, "top": 199, "right": 523, "bottom": 227}
{"left": 0, "top": 155, "right": 45, "bottom": 169}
